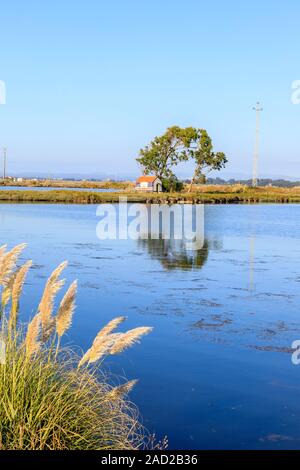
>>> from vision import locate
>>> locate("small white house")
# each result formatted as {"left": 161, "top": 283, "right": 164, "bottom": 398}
{"left": 135, "top": 175, "right": 163, "bottom": 192}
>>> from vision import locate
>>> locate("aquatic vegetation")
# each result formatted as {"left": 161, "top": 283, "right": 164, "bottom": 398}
{"left": 0, "top": 243, "right": 156, "bottom": 450}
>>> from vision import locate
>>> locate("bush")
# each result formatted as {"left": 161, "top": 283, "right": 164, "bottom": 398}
{"left": 0, "top": 243, "right": 163, "bottom": 450}
{"left": 162, "top": 177, "right": 183, "bottom": 192}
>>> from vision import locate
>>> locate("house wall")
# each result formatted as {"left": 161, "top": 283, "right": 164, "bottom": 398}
{"left": 135, "top": 178, "right": 163, "bottom": 192}
{"left": 153, "top": 180, "right": 162, "bottom": 192}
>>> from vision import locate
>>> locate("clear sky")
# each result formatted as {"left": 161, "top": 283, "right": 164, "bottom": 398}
{"left": 0, "top": 0, "right": 299, "bottom": 179}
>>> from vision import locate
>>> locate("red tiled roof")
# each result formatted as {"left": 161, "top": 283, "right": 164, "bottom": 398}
{"left": 136, "top": 175, "right": 158, "bottom": 183}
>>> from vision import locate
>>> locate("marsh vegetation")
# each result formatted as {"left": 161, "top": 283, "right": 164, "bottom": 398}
{"left": 1, "top": 185, "right": 300, "bottom": 204}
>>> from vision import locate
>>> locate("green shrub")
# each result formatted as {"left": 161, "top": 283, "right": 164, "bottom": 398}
{"left": 162, "top": 177, "right": 183, "bottom": 192}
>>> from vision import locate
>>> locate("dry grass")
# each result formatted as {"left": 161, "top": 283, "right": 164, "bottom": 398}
{"left": 0, "top": 179, "right": 134, "bottom": 190}
{"left": 0, "top": 244, "right": 163, "bottom": 450}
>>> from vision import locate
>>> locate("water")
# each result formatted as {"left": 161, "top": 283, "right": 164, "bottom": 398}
{"left": 1, "top": 203, "right": 300, "bottom": 449}
{"left": 0, "top": 186, "right": 119, "bottom": 192}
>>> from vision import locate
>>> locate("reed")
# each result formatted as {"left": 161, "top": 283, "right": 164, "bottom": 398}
{"left": 0, "top": 244, "right": 160, "bottom": 450}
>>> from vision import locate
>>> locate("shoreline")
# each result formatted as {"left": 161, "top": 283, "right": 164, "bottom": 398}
{"left": 0, "top": 188, "right": 300, "bottom": 204}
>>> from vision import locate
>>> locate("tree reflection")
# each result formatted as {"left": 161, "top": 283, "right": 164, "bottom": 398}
{"left": 137, "top": 237, "right": 210, "bottom": 270}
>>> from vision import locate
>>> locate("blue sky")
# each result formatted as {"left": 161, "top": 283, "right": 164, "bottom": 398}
{"left": 0, "top": 0, "right": 299, "bottom": 179}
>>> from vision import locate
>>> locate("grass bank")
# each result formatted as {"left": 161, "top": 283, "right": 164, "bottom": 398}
{"left": 1, "top": 185, "right": 300, "bottom": 204}
{"left": 0, "top": 243, "right": 163, "bottom": 450}
{"left": 0, "top": 179, "right": 134, "bottom": 190}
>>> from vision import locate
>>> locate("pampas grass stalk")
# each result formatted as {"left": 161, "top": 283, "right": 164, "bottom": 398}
{"left": 0, "top": 244, "right": 7, "bottom": 261}
{"left": 94, "top": 316, "right": 127, "bottom": 340}
{"left": 1, "top": 273, "right": 15, "bottom": 311}
{"left": 38, "top": 261, "right": 67, "bottom": 339}
{"left": 0, "top": 243, "right": 26, "bottom": 287}
{"left": 77, "top": 316, "right": 127, "bottom": 367}
{"left": 110, "top": 327, "right": 153, "bottom": 355}
{"left": 78, "top": 332, "right": 122, "bottom": 368}
{"left": 10, "top": 260, "right": 32, "bottom": 324}
{"left": 56, "top": 280, "right": 77, "bottom": 337}
{"left": 107, "top": 380, "right": 138, "bottom": 401}
{"left": 78, "top": 325, "right": 153, "bottom": 368}
{"left": 55, "top": 280, "right": 77, "bottom": 357}
{"left": 25, "top": 313, "right": 41, "bottom": 359}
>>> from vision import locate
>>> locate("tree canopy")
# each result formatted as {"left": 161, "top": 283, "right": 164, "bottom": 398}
{"left": 188, "top": 129, "right": 227, "bottom": 191}
{"left": 136, "top": 126, "right": 198, "bottom": 181}
{"left": 136, "top": 126, "right": 227, "bottom": 191}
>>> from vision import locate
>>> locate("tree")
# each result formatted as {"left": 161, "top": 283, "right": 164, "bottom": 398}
{"left": 188, "top": 129, "right": 227, "bottom": 192}
{"left": 136, "top": 126, "right": 227, "bottom": 192}
{"left": 136, "top": 126, "right": 198, "bottom": 182}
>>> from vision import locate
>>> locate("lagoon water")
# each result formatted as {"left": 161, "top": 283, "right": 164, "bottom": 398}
{"left": 1, "top": 203, "right": 300, "bottom": 449}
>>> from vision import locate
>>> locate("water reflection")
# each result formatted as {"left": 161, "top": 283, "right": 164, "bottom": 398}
{"left": 137, "top": 237, "right": 210, "bottom": 270}
{"left": 249, "top": 235, "right": 256, "bottom": 292}
{"left": 134, "top": 203, "right": 209, "bottom": 270}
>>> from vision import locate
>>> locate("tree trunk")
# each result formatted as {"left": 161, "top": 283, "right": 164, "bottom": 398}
{"left": 188, "top": 166, "right": 203, "bottom": 192}
{"left": 188, "top": 170, "right": 197, "bottom": 193}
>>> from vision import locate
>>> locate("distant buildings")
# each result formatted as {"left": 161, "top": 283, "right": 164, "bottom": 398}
{"left": 135, "top": 175, "right": 163, "bottom": 192}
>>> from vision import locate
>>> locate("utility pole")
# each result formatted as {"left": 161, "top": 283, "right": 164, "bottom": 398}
{"left": 252, "top": 102, "right": 263, "bottom": 187}
{"left": 3, "top": 147, "right": 7, "bottom": 180}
